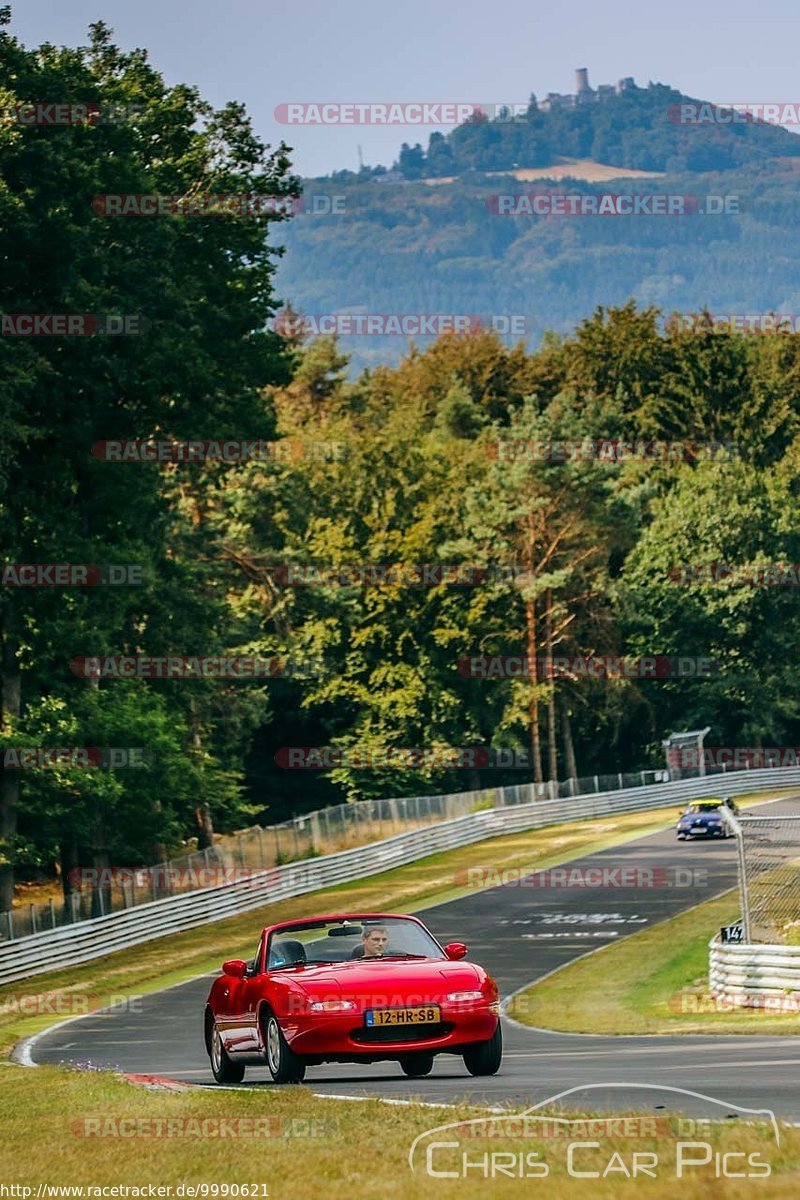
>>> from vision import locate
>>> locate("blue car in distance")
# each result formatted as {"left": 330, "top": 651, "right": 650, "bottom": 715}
{"left": 676, "top": 798, "right": 735, "bottom": 840}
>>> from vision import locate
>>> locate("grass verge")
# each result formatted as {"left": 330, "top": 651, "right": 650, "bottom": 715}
{"left": 507, "top": 890, "right": 800, "bottom": 1035}
{"left": 1, "top": 1062, "right": 799, "bottom": 1196}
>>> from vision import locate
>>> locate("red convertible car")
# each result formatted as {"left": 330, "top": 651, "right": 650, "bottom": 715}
{"left": 204, "top": 912, "right": 502, "bottom": 1083}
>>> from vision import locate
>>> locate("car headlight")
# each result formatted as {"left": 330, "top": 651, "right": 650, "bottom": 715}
{"left": 308, "top": 999, "right": 357, "bottom": 1012}
{"left": 445, "top": 990, "right": 485, "bottom": 1002}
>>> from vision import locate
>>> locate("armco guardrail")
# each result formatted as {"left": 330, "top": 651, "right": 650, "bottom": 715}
{"left": 710, "top": 936, "right": 800, "bottom": 1004}
{"left": 1, "top": 765, "right": 799, "bottom": 986}
{"left": 2, "top": 769, "right": 671, "bottom": 941}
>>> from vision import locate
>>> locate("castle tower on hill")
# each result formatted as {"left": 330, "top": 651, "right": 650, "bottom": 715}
{"left": 539, "top": 70, "right": 637, "bottom": 112}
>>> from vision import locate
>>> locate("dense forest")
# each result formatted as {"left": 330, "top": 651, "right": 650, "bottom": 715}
{"left": 3, "top": 17, "right": 800, "bottom": 901}
{"left": 276, "top": 157, "right": 800, "bottom": 375}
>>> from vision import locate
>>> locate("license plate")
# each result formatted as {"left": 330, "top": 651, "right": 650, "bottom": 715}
{"left": 365, "top": 1005, "right": 441, "bottom": 1027}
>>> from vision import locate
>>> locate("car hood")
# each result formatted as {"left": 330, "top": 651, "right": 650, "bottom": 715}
{"left": 680, "top": 812, "right": 722, "bottom": 823}
{"left": 290, "top": 958, "right": 484, "bottom": 1001}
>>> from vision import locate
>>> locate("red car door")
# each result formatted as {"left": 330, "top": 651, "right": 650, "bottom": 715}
{"left": 217, "top": 937, "right": 263, "bottom": 1054}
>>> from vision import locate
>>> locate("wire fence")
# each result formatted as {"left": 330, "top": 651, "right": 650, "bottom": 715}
{"left": 2, "top": 761, "right": 747, "bottom": 943}
{"left": 727, "top": 812, "right": 800, "bottom": 943}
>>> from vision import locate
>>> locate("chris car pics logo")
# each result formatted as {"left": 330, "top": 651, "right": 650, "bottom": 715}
{"left": 408, "top": 1085, "right": 777, "bottom": 1180}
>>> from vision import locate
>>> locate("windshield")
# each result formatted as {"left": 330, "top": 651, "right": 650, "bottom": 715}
{"left": 266, "top": 917, "right": 443, "bottom": 968}
{"left": 687, "top": 802, "right": 722, "bottom": 813}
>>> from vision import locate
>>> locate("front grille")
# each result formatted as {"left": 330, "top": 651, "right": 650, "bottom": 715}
{"left": 351, "top": 1022, "right": 453, "bottom": 1044}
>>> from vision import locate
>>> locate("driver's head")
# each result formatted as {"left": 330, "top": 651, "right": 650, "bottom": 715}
{"left": 361, "top": 925, "right": 389, "bottom": 957}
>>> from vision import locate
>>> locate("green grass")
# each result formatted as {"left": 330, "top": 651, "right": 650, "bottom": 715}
{"left": 1, "top": 1062, "right": 799, "bottom": 1197}
{"left": 508, "top": 890, "right": 800, "bottom": 1035}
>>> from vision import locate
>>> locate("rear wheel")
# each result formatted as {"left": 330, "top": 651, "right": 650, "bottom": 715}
{"left": 463, "top": 1022, "right": 502, "bottom": 1077}
{"left": 263, "top": 1012, "right": 306, "bottom": 1084}
{"left": 399, "top": 1052, "right": 434, "bottom": 1078}
{"left": 207, "top": 1014, "right": 245, "bottom": 1084}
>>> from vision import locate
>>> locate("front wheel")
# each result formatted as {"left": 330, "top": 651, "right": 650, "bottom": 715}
{"left": 207, "top": 1017, "right": 245, "bottom": 1084}
{"left": 399, "top": 1052, "right": 434, "bottom": 1077}
{"left": 263, "top": 1012, "right": 306, "bottom": 1083}
{"left": 463, "top": 1022, "right": 502, "bottom": 1077}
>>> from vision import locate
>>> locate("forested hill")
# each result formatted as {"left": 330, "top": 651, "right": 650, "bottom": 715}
{"left": 274, "top": 82, "right": 800, "bottom": 373}
{"left": 359, "top": 82, "right": 800, "bottom": 180}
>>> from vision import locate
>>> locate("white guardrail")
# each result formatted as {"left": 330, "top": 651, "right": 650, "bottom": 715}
{"left": 710, "top": 938, "right": 800, "bottom": 1003}
{"left": 2, "top": 766, "right": 800, "bottom": 987}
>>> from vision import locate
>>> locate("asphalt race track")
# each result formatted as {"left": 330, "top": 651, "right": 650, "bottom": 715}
{"left": 29, "top": 796, "right": 800, "bottom": 1120}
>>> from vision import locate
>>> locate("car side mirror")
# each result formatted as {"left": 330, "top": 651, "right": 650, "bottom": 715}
{"left": 444, "top": 942, "right": 468, "bottom": 961}
{"left": 222, "top": 959, "right": 247, "bottom": 978}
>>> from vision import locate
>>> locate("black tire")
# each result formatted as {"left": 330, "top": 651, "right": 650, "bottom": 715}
{"left": 399, "top": 1052, "right": 434, "bottom": 1078}
{"left": 207, "top": 1013, "right": 246, "bottom": 1084}
{"left": 262, "top": 1011, "right": 306, "bottom": 1083}
{"left": 463, "top": 1022, "right": 502, "bottom": 1077}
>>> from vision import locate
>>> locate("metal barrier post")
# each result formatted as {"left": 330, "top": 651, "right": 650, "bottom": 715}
{"left": 723, "top": 806, "right": 752, "bottom": 942}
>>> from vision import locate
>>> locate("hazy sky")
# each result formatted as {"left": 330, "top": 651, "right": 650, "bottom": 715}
{"left": 12, "top": 1, "right": 800, "bottom": 177}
